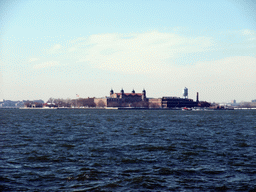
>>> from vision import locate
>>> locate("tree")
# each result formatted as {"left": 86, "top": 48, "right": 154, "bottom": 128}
{"left": 149, "top": 102, "right": 160, "bottom": 108}
{"left": 47, "top": 97, "right": 54, "bottom": 104}
{"left": 97, "top": 100, "right": 105, "bottom": 107}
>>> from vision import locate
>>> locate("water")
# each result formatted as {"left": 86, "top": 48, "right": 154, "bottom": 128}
{"left": 1, "top": 109, "right": 256, "bottom": 191}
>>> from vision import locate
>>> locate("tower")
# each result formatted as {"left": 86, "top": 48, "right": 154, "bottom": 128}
{"left": 183, "top": 87, "right": 188, "bottom": 99}
{"left": 110, "top": 88, "right": 114, "bottom": 96}
{"left": 142, "top": 89, "right": 146, "bottom": 101}
{"left": 120, "top": 88, "right": 124, "bottom": 98}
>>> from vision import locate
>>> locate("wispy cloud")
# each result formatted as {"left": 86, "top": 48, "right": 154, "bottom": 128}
{"left": 33, "top": 61, "right": 60, "bottom": 69}
{"left": 42, "top": 30, "right": 255, "bottom": 76}
{"left": 70, "top": 31, "right": 215, "bottom": 73}
{"left": 48, "top": 44, "right": 63, "bottom": 55}
{"left": 28, "top": 58, "right": 39, "bottom": 62}
{"left": 240, "top": 29, "right": 256, "bottom": 41}
{"left": 242, "top": 29, "right": 255, "bottom": 36}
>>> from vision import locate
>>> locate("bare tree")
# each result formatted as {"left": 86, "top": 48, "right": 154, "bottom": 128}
{"left": 97, "top": 100, "right": 105, "bottom": 107}
{"left": 47, "top": 97, "right": 54, "bottom": 104}
{"left": 149, "top": 102, "right": 160, "bottom": 108}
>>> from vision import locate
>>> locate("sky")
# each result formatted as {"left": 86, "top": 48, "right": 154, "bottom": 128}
{"left": 0, "top": 0, "right": 256, "bottom": 103}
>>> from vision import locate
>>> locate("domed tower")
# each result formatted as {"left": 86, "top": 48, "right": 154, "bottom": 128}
{"left": 110, "top": 88, "right": 114, "bottom": 96}
{"left": 132, "top": 89, "right": 135, "bottom": 94}
{"left": 142, "top": 89, "right": 146, "bottom": 101}
{"left": 120, "top": 88, "right": 124, "bottom": 98}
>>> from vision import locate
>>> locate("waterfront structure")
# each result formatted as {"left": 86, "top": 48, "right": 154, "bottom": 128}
{"left": 94, "top": 89, "right": 148, "bottom": 107}
{"left": 95, "top": 88, "right": 209, "bottom": 109}
{"left": 161, "top": 96, "right": 198, "bottom": 108}
{"left": 24, "top": 101, "right": 44, "bottom": 108}
{"left": 148, "top": 88, "right": 200, "bottom": 108}
{"left": 148, "top": 96, "right": 198, "bottom": 108}
{"left": 148, "top": 98, "right": 162, "bottom": 108}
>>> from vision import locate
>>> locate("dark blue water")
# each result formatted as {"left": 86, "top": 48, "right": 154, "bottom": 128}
{"left": 1, "top": 109, "right": 256, "bottom": 191}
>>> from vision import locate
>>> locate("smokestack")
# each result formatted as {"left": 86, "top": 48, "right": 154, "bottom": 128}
{"left": 196, "top": 92, "right": 199, "bottom": 103}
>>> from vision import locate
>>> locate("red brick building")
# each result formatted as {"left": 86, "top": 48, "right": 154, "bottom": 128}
{"left": 94, "top": 89, "right": 148, "bottom": 107}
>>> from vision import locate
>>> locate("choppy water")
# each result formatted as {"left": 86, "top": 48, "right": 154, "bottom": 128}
{"left": 1, "top": 109, "right": 256, "bottom": 191}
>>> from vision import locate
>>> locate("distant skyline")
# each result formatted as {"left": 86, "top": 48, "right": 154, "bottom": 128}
{"left": 1, "top": 0, "right": 256, "bottom": 103}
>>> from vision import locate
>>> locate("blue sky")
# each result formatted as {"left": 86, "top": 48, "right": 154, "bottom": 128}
{"left": 1, "top": 0, "right": 256, "bottom": 102}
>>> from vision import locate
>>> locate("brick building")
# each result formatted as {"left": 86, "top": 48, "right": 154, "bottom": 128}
{"left": 94, "top": 89, "right": 148, "bottom": 107}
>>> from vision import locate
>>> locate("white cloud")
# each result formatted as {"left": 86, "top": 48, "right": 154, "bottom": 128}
{"left": 28, "top": 58, "right": 39, "bottom": 62}
{"left": 240, "top": 29, "right": 256, "bottom": 42}
{"left": 45, "top": 30, "right": 255, "bottom": 76}
{"left": 73, "top": 31, "right": 215, "bottom": 73}
{"left": 48, "top": 44, "right": 63, "bottom": 54}
{"left": 33, "top": 61, "right": 60, "bottom": 69}
{"left": 242, "top": 29, "right": 255, "bottom": 36}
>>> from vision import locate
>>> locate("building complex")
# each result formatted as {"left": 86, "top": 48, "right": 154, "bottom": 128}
{"left": 94, "top": 88, "right": 208, "bottom": 109}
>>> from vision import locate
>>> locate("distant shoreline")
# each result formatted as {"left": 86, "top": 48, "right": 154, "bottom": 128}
{"left": 1, "top": 106, "right": 256, "bottom": 110}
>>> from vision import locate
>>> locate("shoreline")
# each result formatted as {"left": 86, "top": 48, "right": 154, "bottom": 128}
{"left": 16, "top": 107, "right": 256, "bottom": 110}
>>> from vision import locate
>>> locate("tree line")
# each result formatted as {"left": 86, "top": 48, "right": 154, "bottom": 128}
{"left": 45, "top": 98, "right": 96, "bottom": 107}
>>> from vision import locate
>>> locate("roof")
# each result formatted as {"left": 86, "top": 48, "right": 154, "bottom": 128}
{"left": 114, "top": 93, "right": 143, "bottom": 96}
